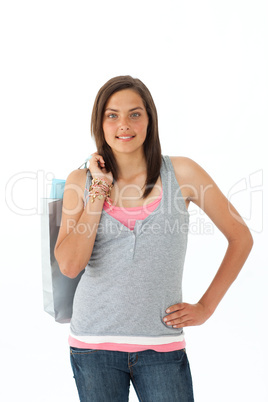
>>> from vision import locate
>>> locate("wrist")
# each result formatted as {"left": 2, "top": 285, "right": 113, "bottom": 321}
{"left": 86, "top": 177, "right": 114, "bottom": 207}
{"left": 91, "top": 172, "right": 113, "bottom": 187}
{"left": 197, "top": 300, "right": 215, "bottom": 319}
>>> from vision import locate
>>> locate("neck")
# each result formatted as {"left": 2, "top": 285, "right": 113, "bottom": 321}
{"left": 114, "top": 151, "right": 147, "bottom": 181}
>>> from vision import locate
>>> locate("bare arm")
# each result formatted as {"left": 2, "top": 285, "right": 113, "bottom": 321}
{"left": 163, "top": 157, "right": 253, "bottom": 327}
{"left": 54, "top": 153, "right": 113, "bottom": 278}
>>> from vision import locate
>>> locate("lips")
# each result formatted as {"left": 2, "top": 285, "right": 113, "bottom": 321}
{"left": 116, "top": 135, "right": 135, "bottom": 141}
{"left": 116, "top": 135, "right": 135, "bottom": 138}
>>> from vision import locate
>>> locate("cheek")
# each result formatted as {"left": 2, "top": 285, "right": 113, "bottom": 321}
{"left": 133, "top": 117, "right": 148, "bottom": 131}
{"left": 102, "top": 121, "right": 115, "bottom": 139}
{"left": 137, "top": 121, "right": 149, "bottom": 136}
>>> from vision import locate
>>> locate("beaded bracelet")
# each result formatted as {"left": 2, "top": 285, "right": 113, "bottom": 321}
{"left": 86, "top": 177, "right": 113, "bottom": 207}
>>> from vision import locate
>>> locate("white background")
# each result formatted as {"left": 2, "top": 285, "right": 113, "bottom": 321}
{"left": 1, "top": 1, "right": 267, "bottom": 401}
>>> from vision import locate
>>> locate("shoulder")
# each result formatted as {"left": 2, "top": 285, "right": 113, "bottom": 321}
{"left": 168, "top": 155, "right": 203, "bottom": 181}
{"left": 169, "top": 156, "right": 197, "bottom": 173}
{"left": 168, "top": 156, "right": 214, "bottom": 199}
{"left": 167, "top": 157, "right": 253, "bottom": 243}
{"left": 66, "top": 168, "right": 88, "bottom": 189}
{"left": 64, "top": 169, "right": 89, "bottom": 203}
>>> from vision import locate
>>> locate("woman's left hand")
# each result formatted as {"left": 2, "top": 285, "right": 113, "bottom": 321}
{"left": 163, "top": 302, "right": 212, "bottom": 328}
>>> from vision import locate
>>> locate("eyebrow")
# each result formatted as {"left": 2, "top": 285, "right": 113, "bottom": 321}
{"left": 104, "top": 106, "right": 144, "bottom": 112}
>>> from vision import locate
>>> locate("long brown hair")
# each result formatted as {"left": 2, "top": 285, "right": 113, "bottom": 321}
{"left": 91, "top": 75, "right": 162, "bottom": 198}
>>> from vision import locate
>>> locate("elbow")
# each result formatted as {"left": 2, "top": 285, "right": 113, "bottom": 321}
{"left": 58, "top": 261, "right": 83, "bottom": 279}
{"left": 61, "top": 265, "right": 82, "bottom": 279}
{"left": 54, "top": 247, "right": 84, "bottom": 279}
{"left": 244, "top": 227, "right": 254, "bottom": 252}
{"left": 243, "top": 230, "right": 254, "bottom": 264}
{"left": 230, "top": 226, "right": 254, "bottom": 253}
{"left": 249, "top": 232, "right": 254, "bottom": 250}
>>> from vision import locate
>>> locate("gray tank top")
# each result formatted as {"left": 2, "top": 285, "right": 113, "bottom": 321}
{"left": 70, "top": 155, "right": 189, "bottom": 348}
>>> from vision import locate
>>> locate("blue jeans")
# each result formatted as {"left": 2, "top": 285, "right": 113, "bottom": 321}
{"left": 70, "top": 347, "right": 194, "bottom": 401}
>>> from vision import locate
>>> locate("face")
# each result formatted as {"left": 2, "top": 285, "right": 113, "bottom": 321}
{"left": 102, "top": 89, "right": 149, "bottom": 157}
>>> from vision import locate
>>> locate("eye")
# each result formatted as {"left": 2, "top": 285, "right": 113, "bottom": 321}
{"left": 107, "top": 113, "right": 117, "bottom": 119}
{"left": 131, "top": 112, "right": 140, "bottom": 118}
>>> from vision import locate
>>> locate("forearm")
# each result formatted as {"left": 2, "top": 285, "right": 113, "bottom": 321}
{"left": 55, "top": 198, "right": 105, "bottom": 278}
{"left": 198, "top": 231, "right": 253, "bottom": 316}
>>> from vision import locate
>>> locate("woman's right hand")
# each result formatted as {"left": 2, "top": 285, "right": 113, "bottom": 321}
{"left": 88, "top": 152, "right": 113, "bottom": 184}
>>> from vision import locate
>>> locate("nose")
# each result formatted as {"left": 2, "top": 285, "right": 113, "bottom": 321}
{"left": 120, "top": 125, "right": 129, "bottom": 131}
{"left": 120, "top": 116, "right": 130, "bottom": 131}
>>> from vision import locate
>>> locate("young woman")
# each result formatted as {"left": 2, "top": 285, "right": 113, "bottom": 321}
{"left": 54, "top": 75, "right": 253, "bottom": 402}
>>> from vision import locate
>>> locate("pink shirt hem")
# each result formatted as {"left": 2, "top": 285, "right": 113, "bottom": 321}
{"left": 68, "top": 335, "right": 186, "bottom": 353}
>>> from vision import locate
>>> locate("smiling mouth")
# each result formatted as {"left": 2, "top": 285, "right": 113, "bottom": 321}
{"left": 116, "top": 136, "right": 135, "bottom": 140}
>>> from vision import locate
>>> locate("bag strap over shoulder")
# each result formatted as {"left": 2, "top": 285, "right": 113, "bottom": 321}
{"left": 77, "top": 156, "right": 92, "bottom": 170}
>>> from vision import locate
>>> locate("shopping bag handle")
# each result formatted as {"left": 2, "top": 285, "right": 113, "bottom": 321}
{"left": 77, "top": 156, "right": 92, "bottom": 170}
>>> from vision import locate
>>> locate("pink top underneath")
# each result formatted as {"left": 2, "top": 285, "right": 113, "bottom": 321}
{"left": 69, "top": 186, "right": 186, "bottom": 352}
{"left": 103, "top": 186, "right": 163, "bottom": 230}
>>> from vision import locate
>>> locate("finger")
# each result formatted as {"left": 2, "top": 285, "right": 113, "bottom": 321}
{"left": 172, "top": 319, "right": 193, "bottom": 328}
{"left": 165, "top": 303, "right": 186, "bottom": 314}
{"left": 96, "top": 154, "right": 105, "bottom": 165}
{"left": 91, "top": 152, "right": 104, "bottom": 160}
{"left": 90, "top": 153, "right": 106, "bottom": 168}
{"left": 164, "top": 312, "right": 188, "bottom": 325}
{"left": 163, "top": 313, "right": 182, "bottom": 323}
{"left": 166, "top": 312, "right": 192, "bottom": 325}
